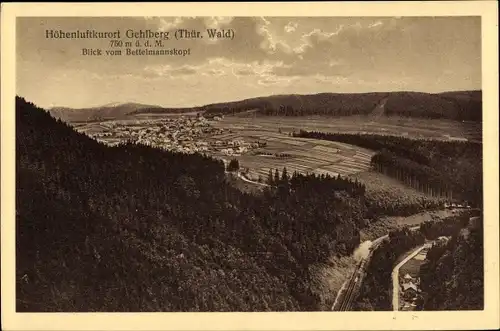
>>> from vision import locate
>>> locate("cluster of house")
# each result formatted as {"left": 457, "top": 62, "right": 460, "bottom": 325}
{"left": 436, "top": 236, "right": 450, "bottom": 245}
{"left": 218, "top": 139, "right": 266, "bottom": 156}
{"left": 399, "top": 273, "right": 421, "bottom": 310}
{"left": 443, "top": 202, "right": 471, "bottom": 209}
{"left": 86, "top": 116, "right": 263, "bottom": 156}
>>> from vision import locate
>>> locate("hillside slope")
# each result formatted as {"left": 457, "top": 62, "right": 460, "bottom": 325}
{"left": 418, "top": 216, "right": 483, "bottom": 310}
{"left": 201, "top": 91, "right": 481, "bottom": 121}
{"left": 49, "top": 90, "right": 482, "bottom": 123}
{"left": 49, "top": 102, "right": 194, "bottom": 122}
{"left": 16, "top": 96, "right": 368, "bottom": 312}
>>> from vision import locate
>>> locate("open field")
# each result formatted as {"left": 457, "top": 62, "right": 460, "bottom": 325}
{"left": 209, "top": 114, "right": 480, "bottom": 182}
{"left": 213, "top": 115, "right": 482, "bottom": 142}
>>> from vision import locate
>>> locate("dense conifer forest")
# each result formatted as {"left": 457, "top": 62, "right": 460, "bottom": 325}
{"left": 51, "top": 91, "right": 482, "bottom": 123}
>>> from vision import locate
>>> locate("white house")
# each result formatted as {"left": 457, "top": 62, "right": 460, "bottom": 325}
{"left": 403, "top": 273, "right": 413, "bottom": 282}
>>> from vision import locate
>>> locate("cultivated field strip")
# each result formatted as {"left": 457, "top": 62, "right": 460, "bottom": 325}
{"left": 312, "top": 145, "right": 340, "bottom": 153}
{"left": 213, "top": 115, "right": 479, "bottom": 141}
{"left": 321, "top": 165, "right": 365, "bottom": 174}
{"left": 221, "top": 130, "right": 377, "bottom": 178}
{"left": 342, "top": 160, "right": 371, "bottom": 168}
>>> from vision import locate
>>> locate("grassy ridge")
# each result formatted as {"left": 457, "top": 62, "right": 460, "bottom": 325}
{"left": 49, "top": 90, "right": 481, "bottom": 123}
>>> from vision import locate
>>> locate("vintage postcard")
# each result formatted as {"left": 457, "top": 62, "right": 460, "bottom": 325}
{"left": 1, "top": 2, "right": 499, "bottom": 331}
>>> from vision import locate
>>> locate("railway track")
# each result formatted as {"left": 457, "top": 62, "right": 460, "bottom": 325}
{"left": 337, "top": 259, "right": 365, "bottom": 311}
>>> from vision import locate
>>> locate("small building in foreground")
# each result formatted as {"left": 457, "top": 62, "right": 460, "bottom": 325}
{"left": 402, "top": 282, "right": 418, "bottom": 300}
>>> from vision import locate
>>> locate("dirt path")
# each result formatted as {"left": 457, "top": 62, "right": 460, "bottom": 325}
{"left": 237, "top": 172, "right": 269, "bottom": 187}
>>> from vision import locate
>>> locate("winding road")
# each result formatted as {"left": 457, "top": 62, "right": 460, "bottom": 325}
{"left": 391, "top": 244, "right": 428, "bottom": 311}
{"left": 237, "top": 172, "right": 270, "bottom": 187}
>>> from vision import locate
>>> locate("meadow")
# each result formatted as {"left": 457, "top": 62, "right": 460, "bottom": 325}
{"left": 64, "top": 112, "right": 478, "bottom": 312}
{"left": 222, "top": 115, "right": 481, "bottom": 142}
{"left": 210, "top": 115, "right": 480, "bottom": 181}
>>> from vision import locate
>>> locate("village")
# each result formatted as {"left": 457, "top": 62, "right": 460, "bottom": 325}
{"left": 83, "top": 114, "right": 265, "bottom": 156}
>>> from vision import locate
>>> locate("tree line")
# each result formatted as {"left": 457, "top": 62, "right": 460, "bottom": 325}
{"left": 266, "top": 168, "right": 366, "bottom": 197}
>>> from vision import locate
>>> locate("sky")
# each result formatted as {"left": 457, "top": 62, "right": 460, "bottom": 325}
{"left": 16, "top": 16, "right": 481, "bottom": 109}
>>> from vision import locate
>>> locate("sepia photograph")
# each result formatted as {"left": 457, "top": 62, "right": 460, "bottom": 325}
{"left": 1, "top": 2, "right": 499, "bottom": 331}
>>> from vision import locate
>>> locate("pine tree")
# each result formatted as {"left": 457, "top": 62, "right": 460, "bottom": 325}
{"left": 274, "top": 169, "right": 280, "bottom": 185}
{"left": 267, "top": 169, "right": 274, "bottom": 185}
{"left": 226, "top": 158, "right": 239, "bottom": 172}
{"left": 281, "top": 167, "right": 288, "bottom": 182}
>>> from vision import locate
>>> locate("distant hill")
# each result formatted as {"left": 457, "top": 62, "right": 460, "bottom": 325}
{"left": 383, "top": 91, "right": 482, "bottom": 121}
{"left": 202, "top": 92, "right": 388, "bottom": 117}
{"left": 49, "top": 90, "right": 482, "bottom": 123}
{"left": 49, "top": 102, "right": 196, "bottom": 122}
{"left": 201, "top": 91, "right": 482, "bottom": 122}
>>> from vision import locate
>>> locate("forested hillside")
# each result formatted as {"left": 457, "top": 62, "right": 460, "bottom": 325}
{"left": 203, "top": 93, "right": 386, "bottom": 117}
{"left": 353, "top": 212, "right": 479, "bottom": 311}
{"left": 17, "top": 97, "right": 369, "bottom": 312}
{"left": 201, "top": 91, "right": 481, "bottom": 121}
{"left": 49, "top": 90, "right": 482, "bottom": 123}
{"left": 294, "top": 131, "right": 482, "bottom": 206}
{"left": 384, "top": 91, "right": 482, "bottom": 121}
{"left": 418, "top": 216, "right": 483, "bottom": 310}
